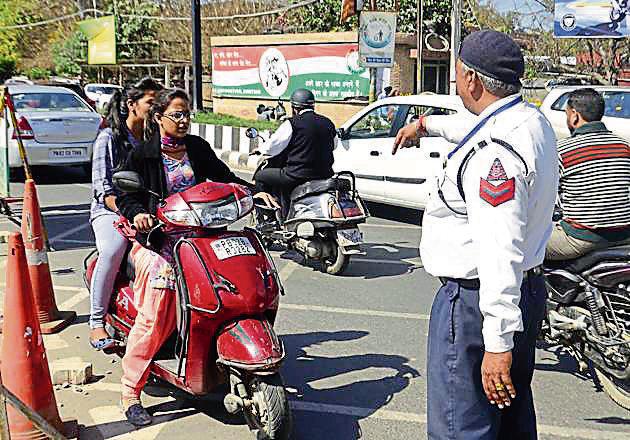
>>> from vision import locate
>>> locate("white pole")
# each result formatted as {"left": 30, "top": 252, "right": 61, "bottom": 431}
{"left": 449, "top": 0, "right": 461, "bottom": 95}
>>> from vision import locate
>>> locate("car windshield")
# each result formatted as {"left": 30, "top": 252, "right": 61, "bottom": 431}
{"left": 551, "top": 90, "right": 630, "bottom": 119}
{"left": 12, "top": 93, "right": 91, "bottom": 112}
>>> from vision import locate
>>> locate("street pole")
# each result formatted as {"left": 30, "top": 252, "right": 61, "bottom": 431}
{"left": 368, "top": 0, "right": 378, "bottom": 103}
{"left": 449, "top": 0, "right": 461, "bottom": 95}
{"left": 416, "top": 0, "right": 423, "bottom": 93}
{"left": 191, "top": 0, "right": 203, "bottom": 111}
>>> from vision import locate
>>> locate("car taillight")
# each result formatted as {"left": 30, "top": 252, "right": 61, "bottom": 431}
{"left": 12, "top": 116, "right": 34, "bottom": 140}
{"left": 99, "top": 117, "right": 108, "bottom": 130}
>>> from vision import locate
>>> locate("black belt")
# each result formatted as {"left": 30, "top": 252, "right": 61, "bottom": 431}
{"left": 439, "top": 266, "right": 543, "bottom": 290}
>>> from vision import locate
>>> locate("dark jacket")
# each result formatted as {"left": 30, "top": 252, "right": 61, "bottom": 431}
{"left": 118, "top": 133, "right": 253, "bottom": 225}
{"left": 286, "top": 111, "right": 336, "bottom": 180}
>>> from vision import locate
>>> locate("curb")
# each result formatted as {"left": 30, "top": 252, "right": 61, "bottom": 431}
{"left": 218, "top": 149, "right": 264, "bottom": 174}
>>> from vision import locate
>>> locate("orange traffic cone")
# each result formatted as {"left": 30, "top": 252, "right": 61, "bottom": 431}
{"left": 21, "top": 179, "right": 75, "bottom": 333}
{"left": 1, "top": 232, "right": 65, "bottom": 439}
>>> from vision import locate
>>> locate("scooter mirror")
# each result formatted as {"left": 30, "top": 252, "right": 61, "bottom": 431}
{"left": 113, "top": 171, "right": 145, "bottom": 193}
{"left": 245, "top": 127, "right": 259, "bottom": 139}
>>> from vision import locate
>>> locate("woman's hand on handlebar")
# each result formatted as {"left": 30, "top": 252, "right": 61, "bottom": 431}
{"left": 253, "top": 192, "right": 281, "bottom": 209}
{"left": 133, "top": 213, "right": 156, "bottom": 233}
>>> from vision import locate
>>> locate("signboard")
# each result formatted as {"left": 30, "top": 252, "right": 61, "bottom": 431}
{"left": 359, "top": 11, "right": 397, "bottom": 67}
{"left": 211, "top": 44, "right": 369, "bottom": 101}
{"left": 554, "top": 0, "right": 629, "bottom": 37}
{"left": 0, "top": 88, "right": 9, "bottom": 197}
{"left": 78, "top": 15, "right": 116, "bottom": 64}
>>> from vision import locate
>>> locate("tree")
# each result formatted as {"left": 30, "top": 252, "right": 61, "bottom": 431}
{"left": 103, "top": 0, "right": 160, "bottom": 62}
{"left": 52, "top": 30, "right": 86, "bottom": 76}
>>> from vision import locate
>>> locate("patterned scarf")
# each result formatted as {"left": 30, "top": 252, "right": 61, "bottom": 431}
{"left": 160, "top": 135, "right": 186, "bottom": 154}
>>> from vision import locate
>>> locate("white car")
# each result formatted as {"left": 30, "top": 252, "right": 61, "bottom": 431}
{"left": 84, "top": 83, "right": 123, "bottom": 112}
{"left": 335, "top": 94, "right": 473, "bottom": 210}
{"left": 1, "top": 85, "right": 103, "bottom": 172}
{"left": 540, "top": 86, "right": 630, "bottom": 141}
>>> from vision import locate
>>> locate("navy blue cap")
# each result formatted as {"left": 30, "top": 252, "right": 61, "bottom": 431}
{"left": 459, "top": 30, "right": 524, "bottom": 86}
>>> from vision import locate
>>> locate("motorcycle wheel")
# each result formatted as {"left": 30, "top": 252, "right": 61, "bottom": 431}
{"left": 321, "top": 241, "right": 349, "bottom": 275}
{"left": 594, "top": 368, "right": 630, "bottom": 411}
{"left": 243, "top": 374, "right": 292, "bottom": 440}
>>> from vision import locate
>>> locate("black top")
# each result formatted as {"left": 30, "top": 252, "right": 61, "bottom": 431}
{"left": 118, "top": 133, "right": 253, "bottom": 224}
{"left": 286, "top": 111, "right": 336, "bottom": 180}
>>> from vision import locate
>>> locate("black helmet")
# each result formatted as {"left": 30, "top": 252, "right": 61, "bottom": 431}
{"left": 290, "top": 88, "right": 315, "bottom": 108}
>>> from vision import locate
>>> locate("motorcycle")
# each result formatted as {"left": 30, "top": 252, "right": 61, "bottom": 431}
{"left": 542, "top": 246, "right": 630, "bottom": 410}
{"left": 83, "top": 171, "right": 292, "bottom": 439}
{"left": 245, "top": 127, "right": 368, "bottom": 275}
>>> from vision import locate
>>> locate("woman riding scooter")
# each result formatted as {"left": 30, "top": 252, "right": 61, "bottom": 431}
{"left": 116, "top": 88, "right": 276, "bottom": 426}
{"left": 89, "top": 77, "right": 163, "bottom": 351}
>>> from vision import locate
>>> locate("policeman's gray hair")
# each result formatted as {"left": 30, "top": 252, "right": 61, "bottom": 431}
{"left": 461, "top": 62, "right": 521, "bottom": 98}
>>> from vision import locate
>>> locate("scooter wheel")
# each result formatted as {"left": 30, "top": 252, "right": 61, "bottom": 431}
{"left": 244, "top": 374, "right": 292, "bottom": 440}
{"left": 321, "top": 242, "right": 350, "bottom": 275}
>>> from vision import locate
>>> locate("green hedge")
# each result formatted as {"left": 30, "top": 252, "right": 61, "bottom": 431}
{"left": 192, "top": 112, "right": 280, "bottom": 131}
{"left": 0, "top": 56, "right": 16, "bottom": 83}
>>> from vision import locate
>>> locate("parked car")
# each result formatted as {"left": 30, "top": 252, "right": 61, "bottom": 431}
{"left": 84, "top": 83, "right": 123, "bottom": 112}
{"left": 335, "top": 94, "right": 473, "bottom": 210}
{"left": 36, "top": 81, "right": 98, "bottom": 110}
{"left": 2, "top": 85, "right": 103, "bottom": 174}
{"left": 540, "top": 86, "right": 630, "bottom": 141}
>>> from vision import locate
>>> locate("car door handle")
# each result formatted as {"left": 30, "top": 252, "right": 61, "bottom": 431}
{"left": 429, "top": 152, "right": 440, "bottom": 158}
{"left": 370, "top": 151, "right": 381, "bottom": 156}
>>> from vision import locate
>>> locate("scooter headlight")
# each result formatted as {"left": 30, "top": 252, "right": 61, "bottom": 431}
{"left": 190, "top": 193, "right": 254, "bottom": 228}
{"left": 163, "top": 209, "right": 200, "bottom": 227}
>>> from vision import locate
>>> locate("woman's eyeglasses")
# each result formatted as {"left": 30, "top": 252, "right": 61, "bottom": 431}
{"left": 162, "top": 111, "right": 191, "bottom": 123}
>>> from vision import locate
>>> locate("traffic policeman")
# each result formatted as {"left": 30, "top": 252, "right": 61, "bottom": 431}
{"left": 393, "top": 30, "right": 558, "bottom": 439}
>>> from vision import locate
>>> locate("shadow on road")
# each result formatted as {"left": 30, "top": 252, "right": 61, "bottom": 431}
{"left": 11, "top": 165, "right": 90, "bottom": 185}
{"left": 535, "top": 343, "right": 592, "bottom": 382}
{"left": 282, "top": 330, "right": 420, "bottom": 439}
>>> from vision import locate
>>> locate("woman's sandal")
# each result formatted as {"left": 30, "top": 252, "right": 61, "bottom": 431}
{"left": 123, "top": 403, "right": 152, "bottom": 427}
{"left": 89, "top": 337, "right": 118, "bottom": 352}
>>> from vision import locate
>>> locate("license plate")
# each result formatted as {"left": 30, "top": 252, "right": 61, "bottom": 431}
{"left": 337, "top": 228, "right": 363, "bottom": 247}
{"left": 211, "top": 237, "right": 256, "bottom": 260}
{"left": 48, "top": 148, "right": 85, "bottom": 159}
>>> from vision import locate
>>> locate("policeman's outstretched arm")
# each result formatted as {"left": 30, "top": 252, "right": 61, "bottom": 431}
{"left": 463, "top": 145, "right": 529, "bottom": 409}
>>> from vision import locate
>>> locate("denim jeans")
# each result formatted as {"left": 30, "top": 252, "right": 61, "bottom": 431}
{"left": 427, "top": 274, "right": 547, "bottom": 440}
{"left": 89, "top": 213, "right": 128, "bottom": 329}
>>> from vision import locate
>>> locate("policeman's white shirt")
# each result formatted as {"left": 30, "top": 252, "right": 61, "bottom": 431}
{"left": 421, "top": 94, "right": 559, "bottom": 353}
{"left": 257, "top": 109, "right": 315, "bottom": 157}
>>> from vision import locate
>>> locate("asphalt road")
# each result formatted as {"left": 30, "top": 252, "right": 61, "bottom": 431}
{"left": 0, "top": 166, "right": 629, "bottom": 440}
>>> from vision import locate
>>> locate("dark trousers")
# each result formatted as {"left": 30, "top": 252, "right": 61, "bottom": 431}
{"left": 254, "top": 167, "right": 304, "bottom": 219}
{"left": 427, "top": 274, "right": 547, "bottom": 440}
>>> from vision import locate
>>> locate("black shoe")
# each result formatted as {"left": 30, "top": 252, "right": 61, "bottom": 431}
{"left": 124, "top": 403, "right": 152, "bottom": 427}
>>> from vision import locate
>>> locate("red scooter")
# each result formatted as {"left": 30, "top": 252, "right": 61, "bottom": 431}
{"left": 84, "top": 171, "right": 292, "bottom": 439}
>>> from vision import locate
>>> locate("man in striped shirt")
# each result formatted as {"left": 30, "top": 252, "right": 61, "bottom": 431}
{"left": 546, "top": 88, "right": 630, "bottom": 260}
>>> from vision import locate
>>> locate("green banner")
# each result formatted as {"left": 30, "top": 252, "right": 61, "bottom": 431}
{"left": 79, "top": 15, "right": 116, "bottom": 65}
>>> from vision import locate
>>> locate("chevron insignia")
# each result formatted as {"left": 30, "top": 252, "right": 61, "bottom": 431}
{"left": 479, "top": 158, "right": 515, "bottom": 206}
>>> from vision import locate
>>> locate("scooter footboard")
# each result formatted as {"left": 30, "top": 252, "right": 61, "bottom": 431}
{"left": 216, "top": 318, "right": 284, "bottom": 372}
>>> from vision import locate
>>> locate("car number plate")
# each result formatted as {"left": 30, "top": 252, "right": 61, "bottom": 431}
{"left": 48, "top": 148, "right": 85, "bottom": 159}
{"left": 211, "top": 237, "right": 256, "bottom": 260}
{"left": 337, "top": 228, "right": 363, "bottom": 247}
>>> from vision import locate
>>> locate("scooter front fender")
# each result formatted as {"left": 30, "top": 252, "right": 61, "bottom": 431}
{"left": 216, "top": 318, "right": 284, "bottom": 372}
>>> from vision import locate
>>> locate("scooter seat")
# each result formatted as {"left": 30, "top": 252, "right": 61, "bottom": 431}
{"left": 547, "top": 245, "right": 630, "bottom": 272}
{"left": 290, "top": 177, "right": 351, "bottom": 201}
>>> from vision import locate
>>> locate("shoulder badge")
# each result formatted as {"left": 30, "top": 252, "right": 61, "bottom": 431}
{"left": 479, "top": 158, "right": 515, "bottom": 207}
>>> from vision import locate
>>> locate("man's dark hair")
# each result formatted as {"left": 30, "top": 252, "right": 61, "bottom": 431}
{"left": 384, "top": 86, "right": 393, "bottom": 95}
{"left": 567, "top": 88, "right": 605, "bottom": 122}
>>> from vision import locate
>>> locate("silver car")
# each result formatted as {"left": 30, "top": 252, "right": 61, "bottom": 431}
{"left": 2, "top": 85, "right": 102, "bottom": 171}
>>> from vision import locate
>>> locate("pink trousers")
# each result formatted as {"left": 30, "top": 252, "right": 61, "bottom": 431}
{"left": 121, "top": 242, "right": 177, "bottom": 399}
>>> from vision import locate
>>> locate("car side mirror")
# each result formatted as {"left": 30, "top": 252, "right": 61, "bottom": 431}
{"left": 337, "top": 128, "right": 349, "bottom": 140}
{"left": 113, "top": 171, "right": 145, "bottom": 193}
{"left": 245, "top": 127, "right": 259, "bottom": 139}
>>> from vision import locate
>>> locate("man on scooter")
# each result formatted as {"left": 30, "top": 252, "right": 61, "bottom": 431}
{"left": 253, "top": 88, "right": 337, "bottom": 218}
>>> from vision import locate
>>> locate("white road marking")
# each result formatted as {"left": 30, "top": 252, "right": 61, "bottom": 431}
{"left": 75, "top": 183, "right": 93, "bottom": 190}
{"left": 282, "top": 303, "right": 430, "bottom": 320}
{"left": 53, "top": 238, "right": 94, "bottom": 245}
{"left": 43, "top": 209, "right": 90, "bottom": 216}
{"left": 278, "top": 260, "right": 298, "bottom": 280}
{"left": 352, "top": 257, "right": 422, "bottom": 267}
{"left": 58, "top": 288, "right": 89, "bottom": 310}
{"left": 88, "top": 404, "right": 177, "bottom": 440}
{"left": 50, "top": 222, "right": 91, "bottom": 243}
{"left": 83, "top": 383, "right": 630, "bottom": 440}
{"left": 42, "top": 334, "right": 69, "bottom": 350}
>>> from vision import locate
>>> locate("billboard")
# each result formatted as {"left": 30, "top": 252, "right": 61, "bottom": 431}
{"left": 359, "top": 11, "right": 397, "bottom": 67}
{"left": 555, "top": 0, "right": 629, "bottom": 37}
{"left": 211, "top": 44, "right": 369, "bottom": 101}
{"left": 78, "top": 15, "right": 116, "bottom": 64}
